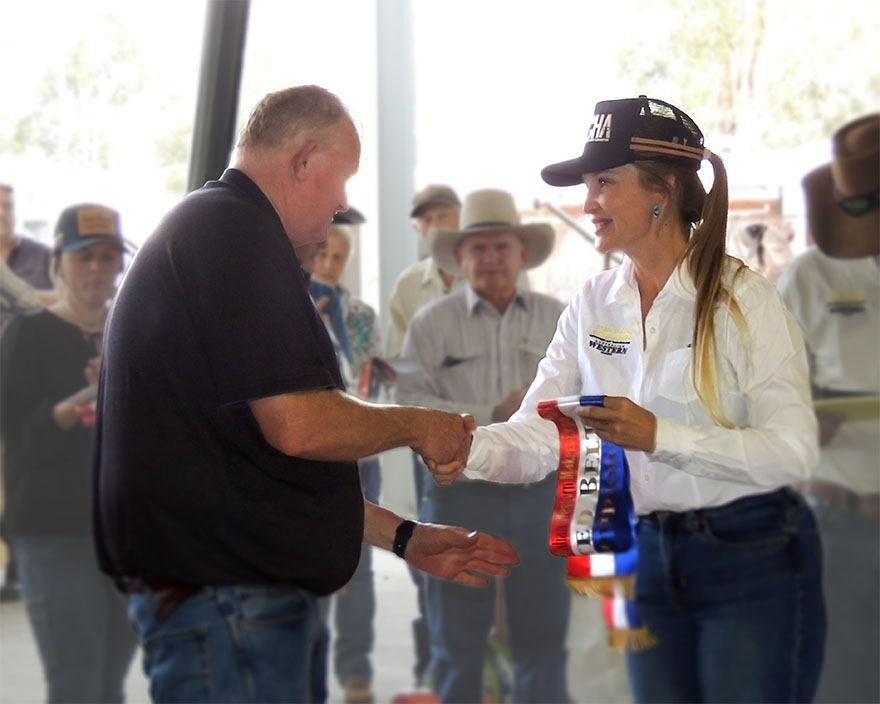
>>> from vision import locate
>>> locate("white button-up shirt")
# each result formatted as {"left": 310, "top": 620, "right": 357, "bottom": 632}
{"left": 465, "top": 257, "right": 819, "bottom": 514}
{"left": 778, "top": 248, "right": 880, "bottom": 494}
{"left": 397, "top": 286, "right": 564, "bottom": 427}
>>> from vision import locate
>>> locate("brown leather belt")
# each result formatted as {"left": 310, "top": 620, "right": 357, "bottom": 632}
{"left": 124, "top": 577, "right": 202, "bottom": 621}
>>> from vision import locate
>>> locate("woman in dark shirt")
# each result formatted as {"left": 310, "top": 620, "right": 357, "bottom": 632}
{"left": 0, "top": 204, "right": 137, "bottom": 703}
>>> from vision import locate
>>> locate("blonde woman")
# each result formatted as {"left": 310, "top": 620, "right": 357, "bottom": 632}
{"left": 439, "top": 97, "right": 825, "bottom": 703}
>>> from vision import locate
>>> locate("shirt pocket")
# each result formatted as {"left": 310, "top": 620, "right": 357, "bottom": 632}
{"left": 657, "top": 346, "right": 696, "bottom": 403}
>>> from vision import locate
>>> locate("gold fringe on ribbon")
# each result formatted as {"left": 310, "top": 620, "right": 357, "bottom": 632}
{"left": 565, "top": 574, "right": 635, "bottom": 599}
{"left": 607, "top": 627, "right": 659, "bottom": 652}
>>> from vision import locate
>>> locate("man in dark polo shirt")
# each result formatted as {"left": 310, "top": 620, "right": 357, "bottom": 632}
{"left": 93, "top": 85, "right": 518, "bottom": 703}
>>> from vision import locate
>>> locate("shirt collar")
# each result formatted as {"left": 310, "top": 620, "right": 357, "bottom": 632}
{"left": 465, "top": 285, "right": 528, "bottom": 316}
{"left": 611, "top": 256, "right": 696, "bottom": 304}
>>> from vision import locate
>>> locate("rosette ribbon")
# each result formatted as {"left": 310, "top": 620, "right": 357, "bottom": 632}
{"left": 537, "top": 395, "right": 656, "bottom": 651}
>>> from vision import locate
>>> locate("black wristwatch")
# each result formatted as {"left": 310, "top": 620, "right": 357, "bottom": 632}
{"left": 392, "top": 519, "right": 417, "bottom": 559}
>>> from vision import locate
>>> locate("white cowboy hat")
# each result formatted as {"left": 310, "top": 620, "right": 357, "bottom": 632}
{"left": 427, "top": 189, "right": 555, "bottom": 273}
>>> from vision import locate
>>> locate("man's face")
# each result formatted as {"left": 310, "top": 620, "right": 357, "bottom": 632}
{"left": 454, "top": 230, "right": 528, "bottom": 301}
{"left": 413, "top": 204, "right": 459, "bottom": 240}
{"left": 0, "top": 189, "right": 14, "bottom": 239}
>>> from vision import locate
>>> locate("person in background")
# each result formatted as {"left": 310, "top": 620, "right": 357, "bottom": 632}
{"left": 0, "top": 183, "right": 56, "bottom": 602}
{"left": 385, "top": 184, "right": 465, "bottom": 686}
{"left": 0, "top": 203, "right": 137, "bottom": 702}
{"left": 93, "top": 85, "right": 518, "bottom": 703}
{"left": 778, "top": 112, "right": 880, "bottom": 704}
{"left": 313, "top": 212, "right": 384, "bottom": 704}
{"left": 436, "top": 96, "right": 825, "bottom": 703}
{"left": 385, "top": 185, "right": 464, "bottom": 360}
{"left": 398, "top": 188, "right": 570, "bottom": 703}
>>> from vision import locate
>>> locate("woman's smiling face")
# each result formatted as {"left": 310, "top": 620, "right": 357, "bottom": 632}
{"left": 581, "top": 164, "right": 659, "bottom": 256}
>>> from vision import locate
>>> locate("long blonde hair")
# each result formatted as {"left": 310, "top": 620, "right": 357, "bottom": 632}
{"left": 635, "top": 153, "right": 747, "bottom": 427}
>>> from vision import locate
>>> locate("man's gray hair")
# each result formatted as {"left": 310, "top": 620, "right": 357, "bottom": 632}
{"left": 237, "top": 85, "right": 352, "bottom": 152}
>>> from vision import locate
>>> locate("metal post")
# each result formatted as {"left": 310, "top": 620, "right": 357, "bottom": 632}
{"left": 186, "top": 0, "right": 250, "bottom": 193}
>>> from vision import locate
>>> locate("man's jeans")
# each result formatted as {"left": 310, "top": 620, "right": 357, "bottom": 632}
{"left": 12, "top": 535, "right": 137, "bottom": 703}
{"left": 128, "top": 584, "right": 324, "bottom": 703}
{"left": 625, "top": 488, "right": 826, "bottom": 703}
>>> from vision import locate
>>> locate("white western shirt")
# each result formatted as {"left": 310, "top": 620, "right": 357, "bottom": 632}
{"left": 397, "top": 286, "right": 564, "bottom": 427}
{"left": 778, "top": 248, "right": 880, "bottom": 495}
{"left": 465, "top": 257, "right": 819, "bottom": 514}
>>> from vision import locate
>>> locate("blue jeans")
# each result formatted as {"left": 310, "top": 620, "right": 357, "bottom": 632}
{"left": 11, "top": 535, "right": 137, "bottom": 703}
{"left": 626, "top": 488, "right": 826, "bottom": 703}
{"left": 128, "top": 584, "right": 324, "bottom": 703}
{"left": 420, "top": 476, "right": 570, "bottom": 704}
{"left": 808, "top": 499, "right": 879, "bottom": 703}
{"left": 332, "top": 456, "right": 381, "bottom": 684}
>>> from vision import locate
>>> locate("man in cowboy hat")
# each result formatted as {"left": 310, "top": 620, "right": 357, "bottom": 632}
{"left": 397, "top": 188, "right": 570, "bottom": 703}
{"left": 778, "top": 112, "right": 879, "bottom": 703}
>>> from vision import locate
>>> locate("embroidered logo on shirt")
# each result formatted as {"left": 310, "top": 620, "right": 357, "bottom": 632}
{"left": 588, "top": 325, "right": 631, "bottom": 356}
{"left": 826, "top": 290, "right": 866, "bottom": 316}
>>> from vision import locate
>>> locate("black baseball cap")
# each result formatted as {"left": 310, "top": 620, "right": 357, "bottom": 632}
{"left": 333, "top": 206, "right": 366, "bottom": 225}
{"left": 54, "top": 203, "right": 126, "bottom": 253}
{"left": 541, "top": 96, "right": 706, "bottom": 187}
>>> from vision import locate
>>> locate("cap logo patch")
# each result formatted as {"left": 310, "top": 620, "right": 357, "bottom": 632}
{"left": 586, "top": 113, "right": 612, "bottom": 143}
{"left": 76, "top": 207, "right": 118, "bottom": 237}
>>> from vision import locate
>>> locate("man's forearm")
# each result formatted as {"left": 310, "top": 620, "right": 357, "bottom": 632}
{"left": 362, "top": 500, "right": 405, "bottom": 552}
{"left": 250, "top": 389, "right": 432, "bottom": 461}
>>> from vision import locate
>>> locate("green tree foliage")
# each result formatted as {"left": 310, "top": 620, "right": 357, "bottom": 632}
{"left": 614, "top": 0, "right": 879, "bottom": 146}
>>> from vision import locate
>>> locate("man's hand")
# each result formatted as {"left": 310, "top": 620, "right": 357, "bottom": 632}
{"left": 411, "top": 411, "right": 475, "bottom": 473}
{"left": 577, "top": 396, "right": 657, "bottom": 452}
{"left": 405, "top": 523, "right": 520, "bottom": 586}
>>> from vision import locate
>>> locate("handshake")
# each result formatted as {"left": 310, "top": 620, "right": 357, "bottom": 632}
{"left": 408, "top": 408, "right": 475, "bottom": 487}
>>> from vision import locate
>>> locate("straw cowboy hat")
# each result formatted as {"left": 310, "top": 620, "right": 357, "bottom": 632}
{"left": 803, "top": 113, "right": 879, "bottom": 258}
{"left": 427, "top": 189, "right": 555, "bottom": 273}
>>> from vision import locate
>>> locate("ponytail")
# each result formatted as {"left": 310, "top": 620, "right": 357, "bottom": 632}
{"left": 635, "top": 153, "right": 747, "bottom": 427}
{"left": 685, "top": 151, "right": 747, "bottom": 428}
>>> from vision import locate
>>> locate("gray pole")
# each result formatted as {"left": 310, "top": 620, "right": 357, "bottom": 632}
{"left": 376, "top": 0, "right": 417, "bottom": 334}
{"left": 186, "top": 0, "right": 250, "bottom": 193}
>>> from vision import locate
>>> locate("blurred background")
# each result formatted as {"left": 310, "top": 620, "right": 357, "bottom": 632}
{"left": 2, "top": 1, "right": 878, "bottom": 702}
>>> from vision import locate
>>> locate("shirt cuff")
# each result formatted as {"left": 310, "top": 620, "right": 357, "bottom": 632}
{"left": 463, "top": 428, "right": 491, "bottom": 479}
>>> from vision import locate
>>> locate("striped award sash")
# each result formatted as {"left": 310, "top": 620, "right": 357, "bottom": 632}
{"left": 537, "top": 395, "right": 656, "bottom": 651}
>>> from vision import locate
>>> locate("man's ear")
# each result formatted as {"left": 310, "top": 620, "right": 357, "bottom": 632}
{"left": 292, "top": 141, "right": 320, "bottom": 181}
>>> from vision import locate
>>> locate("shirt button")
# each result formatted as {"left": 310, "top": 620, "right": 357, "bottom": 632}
{"left": 649, "top": 327, "right": 656, "bottom": 334}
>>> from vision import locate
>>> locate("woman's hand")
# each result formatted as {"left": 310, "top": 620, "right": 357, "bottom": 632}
{"left": 576, "top": 396, "right": 657, "bottom": 452}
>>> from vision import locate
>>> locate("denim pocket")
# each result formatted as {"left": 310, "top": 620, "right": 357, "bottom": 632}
{"left": 142, "top": 624, "right": 210, "bottom": 703}
{"left": 233, "top": 585, "right": 312, "bottom": 628}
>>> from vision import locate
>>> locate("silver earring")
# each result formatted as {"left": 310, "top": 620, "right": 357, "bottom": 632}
{"left": 652, "top": 204, "right": 661, "bottom": 219}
